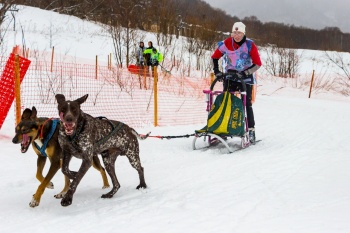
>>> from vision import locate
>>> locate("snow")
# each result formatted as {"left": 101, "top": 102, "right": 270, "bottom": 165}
{"left": 1, "top": 5, "right": 350, "bottom": 233}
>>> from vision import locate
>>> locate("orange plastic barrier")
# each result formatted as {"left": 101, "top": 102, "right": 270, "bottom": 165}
{"left": 0, "top": 53, "right": 31, "bottom": 129}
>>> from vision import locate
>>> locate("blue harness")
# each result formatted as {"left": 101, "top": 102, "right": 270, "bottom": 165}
{"left": 34, "top": 119, "right": 60, "bottom": 157}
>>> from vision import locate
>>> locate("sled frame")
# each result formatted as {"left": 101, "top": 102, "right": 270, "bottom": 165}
{"left": 193, "top": 74, "right": 251, "bottom": 153}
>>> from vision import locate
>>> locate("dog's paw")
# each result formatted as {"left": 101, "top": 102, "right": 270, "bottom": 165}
{"left": 46, "top": 182, "right": 54, "bottom": 189}
{"left": 54, "top": 192, "right": 66, "bottom": 199}
{"left": 101, "top": 193, "right": 113, "bottom": 198}
{"left": 101, "top": 188, "right": 118, "bottom": 198}
{"left": 29, "top": 198, "right": 40, "bottom": 208}
{"left": 136, "top": 183, "right": 147, "bottom": 189}
{"left": 61, "top": 196, "right": 73, "bottom": 206}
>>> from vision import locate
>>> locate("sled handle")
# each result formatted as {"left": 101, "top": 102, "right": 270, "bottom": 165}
{"left": 210, "top": 76, "right": 220, "bottom": 91}
{"left": 210, "top": 73, "right": 247, "bottom": 92}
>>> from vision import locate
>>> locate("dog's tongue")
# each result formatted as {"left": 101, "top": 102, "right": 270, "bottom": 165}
{"left": 21, "top": 134, "right": 30, "bottom": 153}
{"left": 22, "top": 134, "right": 29, "bottom": 145}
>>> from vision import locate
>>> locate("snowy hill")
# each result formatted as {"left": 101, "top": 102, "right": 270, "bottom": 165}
{"left": 1, "top": 6, "right": 350, "bottom": 233}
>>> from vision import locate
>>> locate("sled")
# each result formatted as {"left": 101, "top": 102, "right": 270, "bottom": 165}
{"left": 127, "top": 64, "right": 139, "bottom": 74}
{"left": 193, "top": 72, "right": 251, "bottom": 153}
{"left": 127, "top": 64, "right": 152, "bottom": 76}
{"left": 128, "top": 64, "right": 147, "bottom": 75}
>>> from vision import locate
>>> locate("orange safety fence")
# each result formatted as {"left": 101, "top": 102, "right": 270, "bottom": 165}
{"left": 0, "top": 53, "right": 218, "bottom": 129}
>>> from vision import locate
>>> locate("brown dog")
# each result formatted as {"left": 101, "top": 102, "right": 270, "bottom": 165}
{"left": 55, "top": 94, "right": 149, "bottom": 206}
{"left": 12, "top": 107, "right": 110, "bottom": 207}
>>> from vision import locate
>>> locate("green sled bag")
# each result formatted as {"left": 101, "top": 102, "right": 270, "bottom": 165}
{"left": 196, "top": 91, "right": 245, "bottom": 136}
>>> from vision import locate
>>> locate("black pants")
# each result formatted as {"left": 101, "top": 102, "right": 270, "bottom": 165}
{"left": 148, "top": 65, "right": 158, "bottom": 77}
{"left": 223, "top": 79, "right": 255, "bottom": 129}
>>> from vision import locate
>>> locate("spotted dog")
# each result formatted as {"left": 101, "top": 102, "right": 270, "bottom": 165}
{"left": 12, "top": 107, "right": 110, "bottom": 207}
{"left": 55, "top": 94, "right": 149, "bottom": 206}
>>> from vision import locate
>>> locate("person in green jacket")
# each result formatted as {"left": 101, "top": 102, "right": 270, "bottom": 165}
{"left": 143, "top": 41, "right": 154, "bottom": 66}
{"left": 144, "top": 47, "right": 163, "bottom": 76}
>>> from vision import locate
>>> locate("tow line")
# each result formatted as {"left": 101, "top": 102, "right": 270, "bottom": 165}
{"left": 141, "top": 133, "right": 196, "bottom": 140}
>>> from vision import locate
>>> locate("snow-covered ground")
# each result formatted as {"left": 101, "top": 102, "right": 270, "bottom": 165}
{"left": 1, "top": 5, "right": 350, "bottom": 233}
{"left": 1, "top": 89, "right": 350, "bottom": 233}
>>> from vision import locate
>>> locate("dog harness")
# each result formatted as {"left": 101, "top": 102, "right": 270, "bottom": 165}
{"left": 94, "top": 117, "right": 124, "bottom": 147}
{"left": 67, "top": 116, "right": 124, "bottom": 150}
{"left": 34, "top": 119, "right": 60, "bottom": 157}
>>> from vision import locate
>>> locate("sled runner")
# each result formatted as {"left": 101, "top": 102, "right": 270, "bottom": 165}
{"left": 193, "top": 72, "right": 252, "bottom": 153}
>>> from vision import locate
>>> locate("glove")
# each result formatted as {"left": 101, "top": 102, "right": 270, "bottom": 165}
{"left": 236, "top": 71, "right": 247, "bottom": 79}
{"left": 214, "top": 69, "right": 224, "bottom": 82}
{"left": 241, "top": 70, "right": 249, "bottom": 76}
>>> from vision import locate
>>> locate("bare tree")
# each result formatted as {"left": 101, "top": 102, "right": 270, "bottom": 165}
{"left": 261, "top": 45, "right": 278, "bottom": 76}
{"left": 0, "top": 0, "right": 16, "bottom": 47}
{"left": 263, "top": 45, "right": 301, "bottom": 78}
{"left": 184, "top": 35, "right": 196, "bottom": 76}
{"left": 0, "top": 0, "right": 16, "bottom": 26}
{"left": 108, "top": 24, "right": 123, "bottom": 66}
{"left": 108, "top": 0, "right": 146, "bottom": 67}
{"left": 324, "top": 51, "right": 350, "bottom": 80}
{"left": 277, "top": 47, "right": 301, "bottom": 78}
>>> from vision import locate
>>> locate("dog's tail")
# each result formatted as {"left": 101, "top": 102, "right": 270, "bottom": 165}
{"left": 131, "top": 129, "right": 151, "bottom": 140}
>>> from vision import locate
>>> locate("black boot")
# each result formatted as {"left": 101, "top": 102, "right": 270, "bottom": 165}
{"left": 249, "top": 128, "right": 255, "bottom": 144}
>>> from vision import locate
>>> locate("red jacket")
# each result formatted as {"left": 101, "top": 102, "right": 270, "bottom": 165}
{"left": 211, "top": 37, "right": 262, "bottom": 67}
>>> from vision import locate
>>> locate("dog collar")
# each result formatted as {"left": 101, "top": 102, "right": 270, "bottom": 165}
{"left": 67, "top": 119, "right": 86, "bottom": 151}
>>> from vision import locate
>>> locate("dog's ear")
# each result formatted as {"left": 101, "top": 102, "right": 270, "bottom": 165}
{"left": 30, "top": 106, "right": 37, "bottom": 119}
{"left": 21, "top": 108, "right": 32, "bottom": 120}
{"left": 75, "top": 94, "right": 88, "bottom": 105}
{"left": 55, "top": 94, "right": 66, "bottom": 105}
